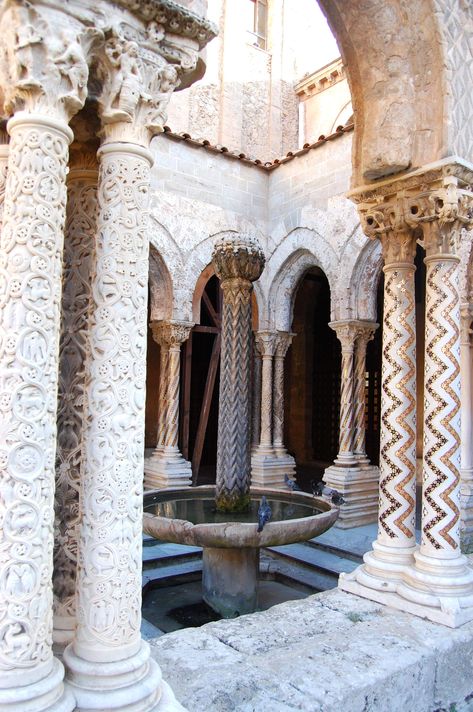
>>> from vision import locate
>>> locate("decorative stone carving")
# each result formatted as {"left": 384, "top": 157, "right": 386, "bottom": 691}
{"left": 272, "top": 331, "right": 294, "bottom": 454}
{"left": 0, "top": 113, "right": 75, "bottom": 710}
{"left": 144, "top": 320, "right": 193, "bottom": 490}
{"left": 53, "top": 154, "right": 98, "bottom": 652}
{"left": 254, "top": 331, "right": 277, "bottom": 449}
{"left": 330, "top": 322, "right": 357, "bottom": 465}
{"left": 213, "top": 235, "right": 265, "bottom": 512}
{"left": 353, "top": 323, "right": 378, "bottom": 462}
{"left": 0, "top": 1, "right": 99, "bottom": 121}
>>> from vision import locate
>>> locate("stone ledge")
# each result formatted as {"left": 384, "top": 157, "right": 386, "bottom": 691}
{"left": 149, "top": 588, "right": 473, "bottom": 711}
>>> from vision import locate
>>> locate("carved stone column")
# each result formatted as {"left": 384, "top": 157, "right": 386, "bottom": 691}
{"left": 0, "top": 5, "right": 92, "bottom": 709}
{"left": 272, "top": 331, "right": 296, "bottom": 480}
{"left": 144, "top": 321, "right": 193, "bottom": 490}
{"left": 397, "top": 183, "right": 473, "bottom": 626}
{"left": 251, "top": 331, "right": 279, "bottom": 488}
{"left": 251, "top": 333, "right": 262, "bottom": 451}
{"left": 62, "top": 22, "right": 204, "bottom": 711}
{"left": 212, "top": 235, "right": 265, "bottom": 512}
{"left": 459, "top": 304, "right": 473, "bottom": 552}
{"left": 340, "top": 200, "right": 418, "bottom": 589}
{"left": 324, "top": 320, "right": 379, "bottom": 528}
{"left": 53, "top": 146, "right": 98, "bottom": 654}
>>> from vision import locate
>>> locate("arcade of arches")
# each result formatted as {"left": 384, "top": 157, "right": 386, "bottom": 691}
{"left": 0, "top": 0, "right": 473, "bottom": 710}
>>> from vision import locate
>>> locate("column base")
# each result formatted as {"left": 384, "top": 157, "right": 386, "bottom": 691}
{"left": 144, "top": 449, "right": 192, "bottom": 490}
{"left": 251, "top": 447, "right": 295, "bottom": 488}
{"left": 323, "top": 464, "right": 379, "bottom": 528}
{"left": 64, "top": 640, "right": 183, "bottom": 711}
{"left": 0, "top": 658, "right": 75, "bottom": 712}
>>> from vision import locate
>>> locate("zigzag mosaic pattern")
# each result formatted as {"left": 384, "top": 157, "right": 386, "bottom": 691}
{"left": 423, "top": 260, "right": 461, "bottom": 551}
{"left": 379, "top": 269, "right": 416, "bottom": 541}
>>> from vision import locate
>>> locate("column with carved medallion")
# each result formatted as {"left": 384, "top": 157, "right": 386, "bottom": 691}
{"left": 144, "top": 320, "right": 193, "bottom": 490}
{"left": 0, "top": 3, "right": 95, "bottom": 708}
{"left": 53, "top": 142, "right": 98, "bottom": 654}
{"left": 459, "top": 304, "right": 473, "bottom": 551}
{"left": 397, "top": 182, "right": 473, "bottom": 626}
{"left": 340, "top": 201, "right": 418, "bottom": 594}
{"left": 61, "top": 20, "right": 207, "bottom": 711}
{"left": 324, "top": 320, "right": 379, "bottom": 528}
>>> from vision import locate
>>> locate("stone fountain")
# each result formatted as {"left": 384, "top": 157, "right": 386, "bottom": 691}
{"left": 143, "top": 234, "right": 339, "bottom": 618}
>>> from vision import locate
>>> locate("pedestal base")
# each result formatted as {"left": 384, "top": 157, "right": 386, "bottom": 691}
{"left": 323, "top": 464, "right": 379, "bottom": 528}
{"left": 202, "top": 547, "right": 259, "bottom": 618}
{"left": 144, "top": 450, "right": 192, "bottom": 490}
{"left": 53, "top": 614, "right": 76, "bottom": 658}
{"left": 0, "top": 658, "right": 75, "bottom": 712}
{"left": 251, "top": 448, "right": 296, "bottom": 488}
{"left": 63, "top": 640, "right": 182, "bottom": 711}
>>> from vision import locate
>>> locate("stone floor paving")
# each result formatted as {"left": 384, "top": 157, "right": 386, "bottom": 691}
{"left": 149, "top": 588, "right": 473, "bottom": 712}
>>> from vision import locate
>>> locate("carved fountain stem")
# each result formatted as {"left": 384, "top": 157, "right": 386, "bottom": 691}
{"left": 212, "top": 235, "right": 265, "bottom": 512}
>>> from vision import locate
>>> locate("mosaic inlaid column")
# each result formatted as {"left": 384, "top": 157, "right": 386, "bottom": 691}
{"left": 398, "top": 186, "right": 473, "bottom": 625}
{"left": 53, "top": 151, "right": 98, "bottom": 653}
{"left": 213, "top": 235, "right": 265, "bottom": 511}
{"left": 63, "top": 31, "right": 190, "bottom": 712}
{"left": 324, "top": 320, "right": 379, "bottom": 527}
{"left": 144, "top": 321, "right": 193, "bottom": 490}
{"left": 0, "top": 5, "right": 90, "bottom": 709}
{"left": 459, "top": 304, "right": 473, "bottom": 551}
{"left": 340, "top": 208, "right": 418, "bottom": 591}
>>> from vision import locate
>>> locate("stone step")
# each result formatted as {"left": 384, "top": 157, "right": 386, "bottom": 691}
{"left": 143, "top": 540, "right": 201, "bottom": 564}
{"left": 267, "top": 542, "right": 359, "bottom": 577}
{"left": 143, "top": 559, "right": 203, "bottom": 589}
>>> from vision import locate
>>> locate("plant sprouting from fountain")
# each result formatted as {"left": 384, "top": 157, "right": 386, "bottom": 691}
{"left": 212, "top": 234, "right": 265, "bottom": 513}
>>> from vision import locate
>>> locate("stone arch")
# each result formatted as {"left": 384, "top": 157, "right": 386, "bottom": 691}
{"left": 317, "top": 0, "right": 459, "bottom": 184}
{"left": 268, "top": 249, "right": 334, "bottom": 332}
{"left": 148, "top": 244, "right": 173, "bottom": 322}
{"left": 348, "top": 238, "right": 383, "bottom": 321}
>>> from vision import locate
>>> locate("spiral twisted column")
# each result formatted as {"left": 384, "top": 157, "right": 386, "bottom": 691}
{"left": 144, "top": 321, "right": 193, "bottom": 490}
{"left": 53, "top": 152, "right": 98, "bottom": 654}
{"left": 213, "top": 235, "right": 265, "bottom": 512}
{"left": 331, "top": 322, "right": 358, "bottom": 466}
{"left": 459, "top": 304, "right": 473, "bottom": 551}
{"left": 353, "top": 323, "right": 378, "bottom": 464}
{"left": 255, "top": 332, "right": 277, "bottom": 449}
{"left": 397, "top": 185, "right": 473, "bottom": 624}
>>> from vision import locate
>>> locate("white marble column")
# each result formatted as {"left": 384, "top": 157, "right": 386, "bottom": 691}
{"left": 251, "top": 331, "right": 282, "bottom": 487}
{"left": 53, "top": 151, "right": 98, "bottom": 653}
{"left": 459, "top": 304, "right": 473, "bottom": 551}
{"left": 398, "top": 189, "right": 473, "bottom": 626}
{"left": 63, "top": 33, "right": 186, "bottom": 712}
{"left": 324, "top": 321, "right": 379, "bottom": 528}
{"left": 340, "top": 208, "right": 418, "bottom": 593}
{"left": 0, "top": 6, "right": 91, "bottom": 709}
{"left": 144, "top": 321, "right": 193, "bottom": 490}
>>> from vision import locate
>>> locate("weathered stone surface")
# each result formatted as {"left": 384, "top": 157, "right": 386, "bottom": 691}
{"left": 150, "top": 589, "right": 473, "bottom": 711}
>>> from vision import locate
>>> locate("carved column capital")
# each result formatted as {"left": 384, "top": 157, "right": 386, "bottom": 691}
{"left": 212, "top": 234, "right": 265, "bottom": 284}
{"left": 460, "top": 304, "right": 473, "bottom": 347}
{"left": 354, "top": 321, "right": 379, "bottom": 348}
{"left": 0, "top": 3, "right": 100, "bottom": 122}
{"left": 151, "top": 320, "right": 193, "bottom": 349}
{"left": 360, "top": 199, "right": 417, "bottom": 267}
{"left": 274, "top": 331, "right": 295, "bottom": 359}
{"left": 255, "top": 331, "right": 278, "bottom": 358}
{"left": 329, "top": 320, "right": 359, "bottom": 353}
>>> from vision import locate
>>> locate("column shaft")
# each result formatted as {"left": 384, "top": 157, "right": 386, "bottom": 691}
{"left": 0, "top": 114, "right": 74, "bottom": 710}
{"left": 353, "top": 334, "right": 371, "bottom": 462}
{"left": 251, "top": 336, "right": 262, "bottom": 450}
{"left": 53, "top": 164, "right": 97, "bottom": 651}
{"left": 460, "top": 306, "right": 473, "bottom": 550}
{"left": 155, "top": 338, "right": 170, "bottom": 452}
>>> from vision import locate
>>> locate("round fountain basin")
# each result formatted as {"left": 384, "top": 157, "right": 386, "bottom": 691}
{"left": 143, "top": 486, "right": 339, "bottom": 549}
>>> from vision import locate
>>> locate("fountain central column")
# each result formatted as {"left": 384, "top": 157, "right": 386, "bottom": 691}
{"left": 212, "top": 235, "right": 265, "bottom": 512}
